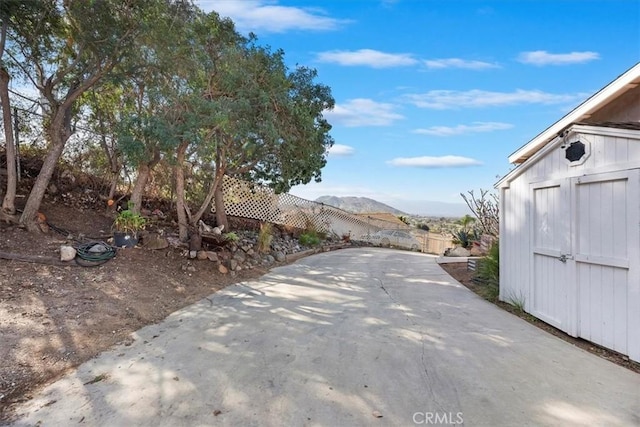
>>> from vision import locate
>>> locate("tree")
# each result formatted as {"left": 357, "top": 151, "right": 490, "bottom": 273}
{"left": 6, "top": 0, "right": 162, "bottom": 230}
{"left": 461, "top": 189, "right": 499, "bottom": 237}
{"left": 194, "top": 39, "right": 334, "bottom": 229}
{"left": 0, "top": 0, "right": 39, "bottom": 216}
{"left": 81, "top": 84, "right": 128, "bottom": 201}
{"left": 113, "top": 2, "right": 203, "bottom": 220}
{"left": 458, "top": 214, "right": 476, "bottom": 232}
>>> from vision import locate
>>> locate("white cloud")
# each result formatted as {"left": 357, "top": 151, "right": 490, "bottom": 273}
{"left": 200, "top": 0, "right": 350, "bottom": 33}
{"left": 316, "top": 49, "right": 418, "bottom": 68}
{"left": 518, "top": 50, "right": 600, "bottom": 66}
{"left": 328, "top": 144, "right": 355, "bottom": 156}
{"left": 404, "top": 89, "right": 587, "bottom": 109}
{"left": 388, "top": 155, "right": 482, "bottom": 168}
{"left": 413, "top": 121, "right": 513, "bottom": 136}
{"left": 423, "top": 58, "right": 499, "bottom": 70}
{"left": 324, "top": 98, "right": 404, "bottom": 127}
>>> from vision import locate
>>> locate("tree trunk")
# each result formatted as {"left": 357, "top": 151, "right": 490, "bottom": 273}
{"left": 108, "top": 175, "right": 118, "bottom": 201}
{"left": 98, "top": 116, "right": 120, "bottom": 201}
{"left": 129, "top": 147, "right": 160, "bottom": 214}
{"left": 191, "top": 168, "right": 223, "bottom": 227}
{"left": 20, "top": 131, "right": 66, "bottom": 231}
{"left": 214, "top": 178, "right": 228, "bottom": 230}
{"left": 0, "top": 66, "right": 16, "bottom": 215}
{"left": 175, "top": 141, "right": 189, "bottom": 241}
{"left": 130, "top": 163, "right": 152, "bottom": 214}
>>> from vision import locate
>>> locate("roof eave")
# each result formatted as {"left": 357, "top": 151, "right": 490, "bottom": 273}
{"left": 507, "top": 62, "right": 640, "bottom": 164}
{"left": 497, "top": 123, "right": 640, "bottom": 189}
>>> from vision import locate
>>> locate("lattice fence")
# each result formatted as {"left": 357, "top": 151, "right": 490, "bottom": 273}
{"left": 211, "top": 176, "right": 396, "bottom": 237}
{"left": 212, "top": 176, "right": 453, "bottom": 253}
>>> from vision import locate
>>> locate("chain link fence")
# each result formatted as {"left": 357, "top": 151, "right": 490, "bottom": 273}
{"left": 212, "top": 176, "right": 453, "bottom": 254}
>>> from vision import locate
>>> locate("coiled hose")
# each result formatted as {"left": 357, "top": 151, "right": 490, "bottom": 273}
{"left": 74, "top": 241, "right": 117, "bottom": 267}
{"left": 47, "top": 220, "right": 118, "bottom": 267}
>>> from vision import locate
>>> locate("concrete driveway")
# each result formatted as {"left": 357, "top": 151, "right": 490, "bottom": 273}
{"left": 7, "top": 248, "right": 640, "bottom": 426}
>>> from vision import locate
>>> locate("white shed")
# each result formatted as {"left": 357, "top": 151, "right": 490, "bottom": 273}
{"left": 497, "top": 62, "right": 640, "bottom": 362}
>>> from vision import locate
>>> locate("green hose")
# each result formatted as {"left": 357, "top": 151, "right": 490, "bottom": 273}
{"left": 74, "top": 241, "right": 117, "bottom": 266}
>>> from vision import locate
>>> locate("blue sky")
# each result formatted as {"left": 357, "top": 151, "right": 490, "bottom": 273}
{"left": 199, "top": 0, "right": 640, "bottom": 216}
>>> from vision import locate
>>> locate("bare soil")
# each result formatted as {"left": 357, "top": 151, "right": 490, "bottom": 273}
{"left": 439, "top": 262, "right": 640, "bottom": 375}
{"left": 0, "top": 200, "right": 273, "bottom": 423}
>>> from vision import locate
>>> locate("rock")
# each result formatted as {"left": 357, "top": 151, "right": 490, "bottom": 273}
{"left": 60, "top": 246, "right": 76, "bottom": 262}
{"left": 198, "top": 220, "right": 224, "bottom": 235}
{"left": 186, "top": 265, "right": 196, "bottom": 272}
{"left": 273, "top": 251, "right": 286, "bottom": 262}
{"left": 218, "top": 264, "right": 228, "bottom": 274}
{"left": 232, "top": 251, "right": 246, "bottom": 263}
{"left": 469, "top": 242, "right": 483, "bottom": 256}
{"left": 206, "top": 251, "right": 218, "bottom": 262}
{"left": 229, "top": 259, "right": 238, "bottom": 271}
{"left": 189, "top": 250, "right": 197, "bottom": 259}
{"left": 143, "top": 233, "right": 169, "bottom": 250}
{"left": 196, "top": 250, "right": 208, "bottom": 260}
{"left": 263, "top": 254, "right": 275, "bottom": 265}
{"left": 447, "top": 247, "right": 471, "bottom": 257}
{"left": 166, "top": 236, "right": 185, "bottom": 248}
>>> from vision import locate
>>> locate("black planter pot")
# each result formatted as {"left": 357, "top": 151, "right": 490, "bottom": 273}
{"left": 113, "top": 232, "right": 138, "bottom": 248}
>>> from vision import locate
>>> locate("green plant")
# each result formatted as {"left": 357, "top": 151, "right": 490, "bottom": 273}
{"left": 475, "top": 241, "right": 499, "bottom": 301}
{"left": 258, "top": 222, "right": 273, "bottom": 253}
{"left": 299, "top": 230, "right": 321, "bottom": 247}
{"left": 113, "top": 202, "right": 146, "bottom": 234}
{"left": 507, "top": 292, "right": 526, "bottom": 313}
{"left": 452, "top": 228, "right": 479, "bottom": 248}
{"left": 223, "top": 232, "right": 239, "bottom": 242}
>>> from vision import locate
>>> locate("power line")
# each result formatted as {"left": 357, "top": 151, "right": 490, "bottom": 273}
{"left": 6, "top": 88, "right": 103, "bottom": 137}
{"left": 7, "top": 88, "right": 40, "bottom": 105}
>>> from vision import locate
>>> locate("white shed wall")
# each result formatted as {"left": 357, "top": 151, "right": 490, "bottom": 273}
{"left": 500, "top": 129, "right": 640, "bottom": 361}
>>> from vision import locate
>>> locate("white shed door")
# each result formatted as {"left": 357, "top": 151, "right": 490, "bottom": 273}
{"left": 574, "top": 170, "right": 639, "bottom": 356}
{"left": 532, "top": 170, "right": 639, "bottom": 358}
{"left": 531, "top": 181, "right": 571, "bottom": 329}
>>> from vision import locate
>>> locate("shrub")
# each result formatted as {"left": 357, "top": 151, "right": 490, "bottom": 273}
{"left": 113, "top": 202, "right": 146, "bottom": 234}
{"left": 475, "top": 241, "right": 499, "bottom": 301}
{"left": 452, "top": 229, "right": 479, "bottom": 249}
{"left": 223, "top": 232, "right": 239, "bottom": 242}
{"left": 299, "top": 230, "right": 321, "bottom": 247}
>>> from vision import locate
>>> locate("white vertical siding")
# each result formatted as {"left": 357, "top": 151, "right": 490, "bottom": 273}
{"left": 500, "top": 130, "right": 640, "bottom": 361}
{"left": 500, "top": 182, "right": 531, "bottom": 307}
{"left": 578, "top": 264, "right": 628, "bottom": 354}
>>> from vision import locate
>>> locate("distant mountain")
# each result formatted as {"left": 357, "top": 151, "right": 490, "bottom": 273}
{"left": 314, "top": 195, "right": 468, "bottom": 217}
{"left": 315, "top": 196, "right": 406, "bottom": 215}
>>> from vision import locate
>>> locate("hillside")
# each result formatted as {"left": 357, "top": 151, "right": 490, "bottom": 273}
{"left": 314, "top": 195, "right": 469, "bottom": 217}
{"left": 315, "top": 196, "right": 406, "bottom": 215}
